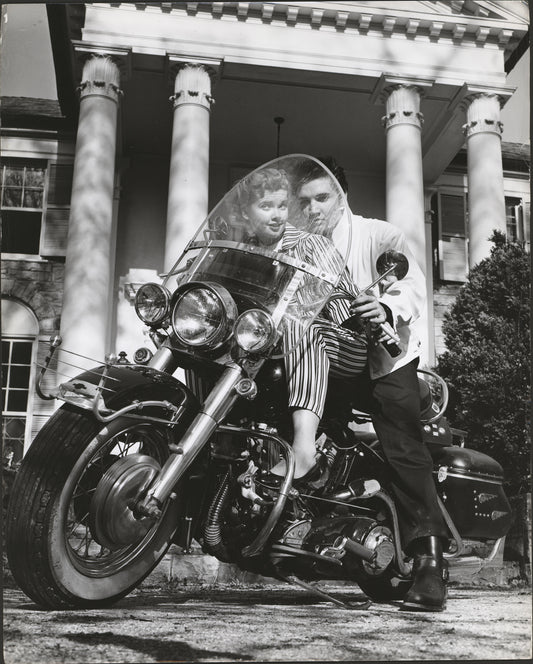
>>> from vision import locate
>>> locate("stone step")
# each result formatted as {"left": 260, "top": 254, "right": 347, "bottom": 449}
{"left": 143, "top": 543, "right": 526, "bottom": 590}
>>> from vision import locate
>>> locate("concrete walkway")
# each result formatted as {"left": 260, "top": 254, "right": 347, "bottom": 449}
{"left": 3, "top": 584, "right": 531, "bottom": 663}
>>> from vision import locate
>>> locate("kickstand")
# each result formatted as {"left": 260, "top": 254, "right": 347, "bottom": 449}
{"left": 279, "top": 573, "right": 371, "bottom": 610}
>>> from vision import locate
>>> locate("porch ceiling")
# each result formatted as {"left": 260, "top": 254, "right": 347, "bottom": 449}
{"left": 121, "top": 54, "right": 461, "bottom": 179}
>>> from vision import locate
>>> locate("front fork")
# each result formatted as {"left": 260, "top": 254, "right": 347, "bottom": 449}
{"left": 136, "top": 348, "right": 260, "bottom": 518}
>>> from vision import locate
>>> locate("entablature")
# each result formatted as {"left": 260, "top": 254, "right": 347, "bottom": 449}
{"left": 75, "top": 2, "right": 527, "bottom": 91}
{"left": 98, "top": 1, "right": 528, "bottom": 60}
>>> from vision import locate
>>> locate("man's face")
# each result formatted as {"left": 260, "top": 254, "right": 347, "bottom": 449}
{"left": 297, "top": 176, "right": 339, "bottom": 232}
{"left": 244, "top": 188, "right": 288, "bottom": 246}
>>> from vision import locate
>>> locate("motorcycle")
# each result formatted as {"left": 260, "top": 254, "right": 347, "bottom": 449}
{"left": 6, "top": 155, "right": 513, "bottom": 610}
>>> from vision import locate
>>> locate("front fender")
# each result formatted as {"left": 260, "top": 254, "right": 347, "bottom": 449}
{"left": 53, "top": 364, "right": 200, "bottom": 429}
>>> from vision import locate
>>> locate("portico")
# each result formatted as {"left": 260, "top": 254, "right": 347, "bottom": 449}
{"left": 50, "top": 1, "right": 527, "bottom": 369}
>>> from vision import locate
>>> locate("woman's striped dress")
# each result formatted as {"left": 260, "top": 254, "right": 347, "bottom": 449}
{"left": 279, "top": 225, "right": 368, "bottom": 418}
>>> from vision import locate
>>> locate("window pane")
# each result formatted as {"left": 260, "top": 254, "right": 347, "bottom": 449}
{"left": 10, "top": 365, "right": 31, "bottom": 388}
{"left": 23, "top": 189, "right": 43, "bottom": 209}
{"left": 11, "top": 342, "right": 33, "bottom": 364}
{"left": 1, "top": 210, "right": 41, "bottom": 254}
{"left": 2, "top": 369, "right": 8, "bottom": 388}
{"left": 2, "top": 187, "right": 23, "bottom": 207}
{"left": 25, "top": 168, "right": 45, "bottom": 188}
{"left": 3, "top": 416, "right": 26, "bottom": 466}
{"left": 1, "top": 388, "right": 6, "bottom": 411}
{"left": 7, "top": 389, "right": 29, "bottom": 412}
{"left": 4, "top": 416, "right": 26, "bottom": 439}
{"left": 2, "top": 341, "right": 11, "bottom": 364}
{"left": 505, "top": 198, "right": 522, "bottom": 243}
{"left": 440, "top": 194, "right": 465, "bottom": 237}
{"left": 3, "top": 167, "right": 24, "bottom": 187}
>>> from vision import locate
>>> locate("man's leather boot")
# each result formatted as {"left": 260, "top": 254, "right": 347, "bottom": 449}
{"left": 401, "top": 536, "right": 448, "bottom": 612}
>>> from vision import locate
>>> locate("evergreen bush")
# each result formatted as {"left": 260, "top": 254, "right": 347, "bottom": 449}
{"left": 437, "top": 231, "right": 531, "bottom": 494}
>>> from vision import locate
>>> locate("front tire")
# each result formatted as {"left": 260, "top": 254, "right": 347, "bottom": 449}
{"left": 6, "top": 405, "right": 181, "bottom": 609}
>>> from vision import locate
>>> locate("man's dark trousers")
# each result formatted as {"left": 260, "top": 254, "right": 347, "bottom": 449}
{"left": 352, "top": 358, "right": 448, "bottom": 551}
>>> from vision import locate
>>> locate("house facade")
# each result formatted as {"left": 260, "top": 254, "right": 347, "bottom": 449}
{"left": 1, "top": 1, "right": 530, "bottom": 463}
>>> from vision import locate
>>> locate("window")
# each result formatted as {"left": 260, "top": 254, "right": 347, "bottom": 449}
{"left": 505, "top": 197, "right": 530, "bottom": 249}
{"left": 433, "top": 191, "right": 468, "bottom": 282}
{"left": 2, "top": 340, "right": 34, "bottom": 466}
{"left": 1, "top": 159, "right": 73, "bottom": 257}
{"left": 1, "top": 161, "right": 46, "bottom": 254}
{"left": 2, "top": 299, "right": 39, "bottom": 465}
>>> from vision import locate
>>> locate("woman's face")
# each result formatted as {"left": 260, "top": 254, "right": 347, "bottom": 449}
{"left": 244, "top": 188, "right": 288, "bottom": 246}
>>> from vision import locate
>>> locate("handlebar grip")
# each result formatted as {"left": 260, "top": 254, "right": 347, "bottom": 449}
{"left": 382, "top": 339, "right": 402, "bottom": 357}
{"left": 374, "top": 321, "right": 402, "bottom": 357}
{"left": 342, "top": 317, "right": 403, "bottom": 357}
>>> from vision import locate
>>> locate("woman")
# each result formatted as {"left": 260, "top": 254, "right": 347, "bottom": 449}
{"left": 236, "top": 168, "right": 368, "bottom": 483}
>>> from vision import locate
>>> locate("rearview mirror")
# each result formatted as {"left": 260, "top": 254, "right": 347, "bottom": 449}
{"left": 376, "top": 250, "right": 409, "bottom": 281}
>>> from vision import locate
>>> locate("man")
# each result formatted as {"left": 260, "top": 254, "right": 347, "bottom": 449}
{"left": 295, "top": 157, "right": 449, "bottom": 612}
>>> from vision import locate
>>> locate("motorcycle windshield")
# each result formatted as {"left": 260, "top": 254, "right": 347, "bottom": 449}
{"left": 164, "top": 155, "right": 351, "bottom": 355}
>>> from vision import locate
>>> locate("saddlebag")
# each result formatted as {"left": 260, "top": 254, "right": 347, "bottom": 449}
{"left": 429, "top": 445, "right": 513, "bottom": 539}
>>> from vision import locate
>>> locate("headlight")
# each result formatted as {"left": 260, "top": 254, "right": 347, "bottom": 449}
{"left": 171, "top": 283, "right": 237, "bottom": 349}
{"left": 134, "top": 283, "right": 170, "bottom": 326}
{"left": 234, "top": 309, "right": 278, "bottom": 354}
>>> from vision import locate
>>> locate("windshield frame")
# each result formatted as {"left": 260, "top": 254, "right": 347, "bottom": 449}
{"left": 164, "top": 239, "right": 340, "bottom": 288}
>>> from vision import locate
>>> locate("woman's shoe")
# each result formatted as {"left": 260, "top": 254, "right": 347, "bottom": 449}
{"left": 258, "top": 456, "right": 329, "bottom": 490}
{"left": 293, "top": 455, "right": 329, "bottom": 490}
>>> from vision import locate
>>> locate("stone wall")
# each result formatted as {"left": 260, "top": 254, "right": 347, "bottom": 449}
{"left": 1, "top": 258, "right": 64, "bottom": 334}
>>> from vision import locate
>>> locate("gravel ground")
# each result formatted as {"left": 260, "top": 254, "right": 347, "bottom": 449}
{"left": 3, "top": 583, "right": 531, "bottom": 663}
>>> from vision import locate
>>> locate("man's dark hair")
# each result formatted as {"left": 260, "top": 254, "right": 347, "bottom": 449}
{"left": 317, "top": 156, "right": 348, "bottom": 193}
{"left": 292, "top": 156, "right": 348, "bottom": 195}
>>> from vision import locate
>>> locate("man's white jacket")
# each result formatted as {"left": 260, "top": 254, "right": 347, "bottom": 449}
{"left": 334, "top": 213, "right": 426, "bottom": 380}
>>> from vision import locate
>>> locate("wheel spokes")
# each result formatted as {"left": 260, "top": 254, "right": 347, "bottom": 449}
{"left": 64, "top": 425, "right": 168, "bottom": 572}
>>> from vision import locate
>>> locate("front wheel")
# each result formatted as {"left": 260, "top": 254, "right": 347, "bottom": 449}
{"left": 6, "top": 405, "right": 182, "bottom": 609}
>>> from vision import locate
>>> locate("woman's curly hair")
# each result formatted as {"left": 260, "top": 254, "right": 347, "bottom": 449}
{"left": 235, "top": 168, "right": 290, "bottom": 211}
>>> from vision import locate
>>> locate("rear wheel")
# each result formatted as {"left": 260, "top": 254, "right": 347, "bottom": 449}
{"left": 6, "top": 405, "right": 182, "bottom": 609}
{"left": 345, "top": 520, "right": 412, "bottom": 602}
{"left": 355, "top": 569, "right": 412, "bottom": 602}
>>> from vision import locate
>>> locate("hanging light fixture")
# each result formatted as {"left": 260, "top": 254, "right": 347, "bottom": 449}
{"left": 274, "top": 116, "right": 285, "bottom": 158}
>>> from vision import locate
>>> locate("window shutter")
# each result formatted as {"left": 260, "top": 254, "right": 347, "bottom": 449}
{"left": 524, "top": 201, "right": 530, "bottom": 248}
{"left": 47, "top": 163, "right": 73, "bottom": 206}
{"left": 438, "top": 193, "right": 467, "bottom": 282}
{"left": 41, "top": 208, "right": 69, "bottom": 256}
{"left": 41, "top": 162, "right": 73, "bottom": 257}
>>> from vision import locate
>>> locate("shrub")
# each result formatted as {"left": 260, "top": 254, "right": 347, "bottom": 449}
{"left": 437, "top": 231, "right": 531, "bottom": 494}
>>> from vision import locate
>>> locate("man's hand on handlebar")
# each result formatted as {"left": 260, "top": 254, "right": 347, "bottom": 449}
{"left": 349, "top": 293, "right": 387, "bottom": 325}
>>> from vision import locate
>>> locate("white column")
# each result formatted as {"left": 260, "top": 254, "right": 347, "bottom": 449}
{"left": 463, "top": 93, "right": 506, "bottom": 267}
{"left": 60, "top": 56, "right": 121, "bottom": 367}
{"left": 382, "top": 83, "right": 431, "bottom": 366}
{"left": 164, "top": 63, "right": 215, "bottom": 272}
{"left": 383, "top": 84, "right": 426, "bottom": 274}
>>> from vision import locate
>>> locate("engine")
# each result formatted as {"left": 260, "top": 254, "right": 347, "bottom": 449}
{"left": 273, "top": 515, "right": 396, "bottom": 580}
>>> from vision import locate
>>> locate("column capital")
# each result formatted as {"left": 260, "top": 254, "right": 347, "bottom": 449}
{"left": 459, "top": 85, "right": 515, "bottom": 138}
{"left": 458, "top": 83, "right": 515, "bottom": 110}
{"left": 382, "top": 84, "right": 426, "bottom": 131}
{"left": 166, "top": 55, "right": 223, "bottom": 110}
{"left": 73, "top": 41, "right": 132, "bottom": 88}
{"left": 371, "top": 74, "right": 434, "bottom": 131}
{"left": 370, "top": 73, "right": 434, "bottom": 105}
{"left": 76, "top": 56, "right": 123, "bottom": 103}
